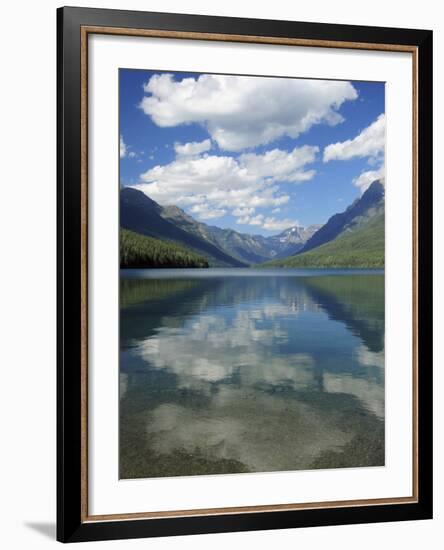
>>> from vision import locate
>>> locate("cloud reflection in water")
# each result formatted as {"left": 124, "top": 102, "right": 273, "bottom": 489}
{"left": 120, "top": 271, "right": 385, "bottom": 478}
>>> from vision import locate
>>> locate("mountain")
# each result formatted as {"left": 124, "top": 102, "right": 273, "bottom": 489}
{"left": 120, "top": 229, "right": 209, "bottom": 268}
{"left": 120, "top": 188, "right": 246, "bottom": 267}
{"left": 122, "top": 187, "right": 323, "bottom": 267}
{"left": 298, "top": 180, "right": 385, "bottom": 254}
{"left": 161, "top": 204, "right": 319, "bottom": 264}
{"left": 265, "top": 212, "right": 384, "bottom": 268}
{"left": 266, "top": 225, "right": 322, "bottom": 259}
{"left": 161, "top": 205, "right": 268, "bottom": 264}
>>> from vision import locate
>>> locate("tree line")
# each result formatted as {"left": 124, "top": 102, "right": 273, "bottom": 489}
{"left": 120, "top": 228, "right": 209, "bottom": 268}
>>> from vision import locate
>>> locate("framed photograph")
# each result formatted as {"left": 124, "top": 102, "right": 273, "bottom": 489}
{"left": 57, "top": 6, "right": 433, "bottom": 543}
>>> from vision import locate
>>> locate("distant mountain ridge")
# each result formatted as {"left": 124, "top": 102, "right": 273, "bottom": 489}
{"left": 266, "top": 213, "right": 385, "bottom": 268}
{"left": 266, "top": 225, "right": 322, "bottom": 259}
{"left": 298, "top": 180, "right": 385, "bottom": 254}
{"left": 264, "top": 179, "right": 385, "bottom": 268}
{"left": 120, "top": 187, "right": 246, "bottom": 267}
{"left": 162, "top": 203, "right": 319, "bottom": 263}
{"left": 160, "top": 204, "right": 268, "bottom": 263}
{"left": 120, "top": 181, "right": 384, "bottom": 269}
{"left": 122, "top": 187, "right": 319, "bottom": 266}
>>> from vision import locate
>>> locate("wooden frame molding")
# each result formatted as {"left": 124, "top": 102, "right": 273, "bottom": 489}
{"left": 58, "top": 7, "right": 432, "bottom": 542}
{"left": 79, "top": 25, "right": 419, "bottom": 523}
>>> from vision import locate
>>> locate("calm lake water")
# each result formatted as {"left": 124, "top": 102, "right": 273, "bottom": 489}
{"left": 119, "top": 268, "right": 385, "bottom": 479}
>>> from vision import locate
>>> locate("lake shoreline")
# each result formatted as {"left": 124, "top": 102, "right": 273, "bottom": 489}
{"left": 120, "top": 266, "right": 384, "bottom": 279}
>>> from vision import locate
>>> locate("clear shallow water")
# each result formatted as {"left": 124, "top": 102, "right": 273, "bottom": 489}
{"left": 119, "top": 268, "right": 385, "bottom": 479}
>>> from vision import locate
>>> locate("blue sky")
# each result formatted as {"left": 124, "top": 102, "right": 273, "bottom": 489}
{"left": 120, "top": 69, "right": 385, "bottom": 235}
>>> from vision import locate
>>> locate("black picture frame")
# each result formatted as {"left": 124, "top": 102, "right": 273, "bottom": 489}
{"left": 57, "top": 6, "right": 433, "bottom": 543}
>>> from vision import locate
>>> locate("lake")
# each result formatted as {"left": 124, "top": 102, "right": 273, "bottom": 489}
{"left": 119, "top": 268, "right": 385, "bottom": 479}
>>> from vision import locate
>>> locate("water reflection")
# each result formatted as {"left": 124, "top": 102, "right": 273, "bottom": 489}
{"left": 120, "top": 269, "right": 384, "bottom": 479}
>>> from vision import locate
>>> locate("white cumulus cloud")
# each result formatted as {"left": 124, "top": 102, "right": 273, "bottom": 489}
{"left": 236, "top": 214, "right": 299, "bottom": 231}
{"left": 140, "top": 73, "right": 358, "bottom": 151}
{"left": 233, "top": 207, "right": 255, "bottom": 217}
{"left": 132, "top": 145, "right": 318, "bottom": 224}
{"left": 134, "top": 146, "right": 319, "bottom": 231}
{"left": 174, "top": 139, "right": 212, "bottom": 156}
{"left": 190, "top": 203, "right": 227, "bottom": 220}
{"left": 262, "top": 217, "right": 300, "bottom": 231}
{"left": 323, "top": 114, "right": 385, "bottom": 162}
{"left": 120, "top": 135, "right": 127, "bottom": 158}
{"left": 353, "top": 165, "right": 385, "bottom": 193}
{"left": 240, "top": 146, "right": 318, "bottom": 183}
{"left": 237, "top": 214, "right": 265, "bottom": 226}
